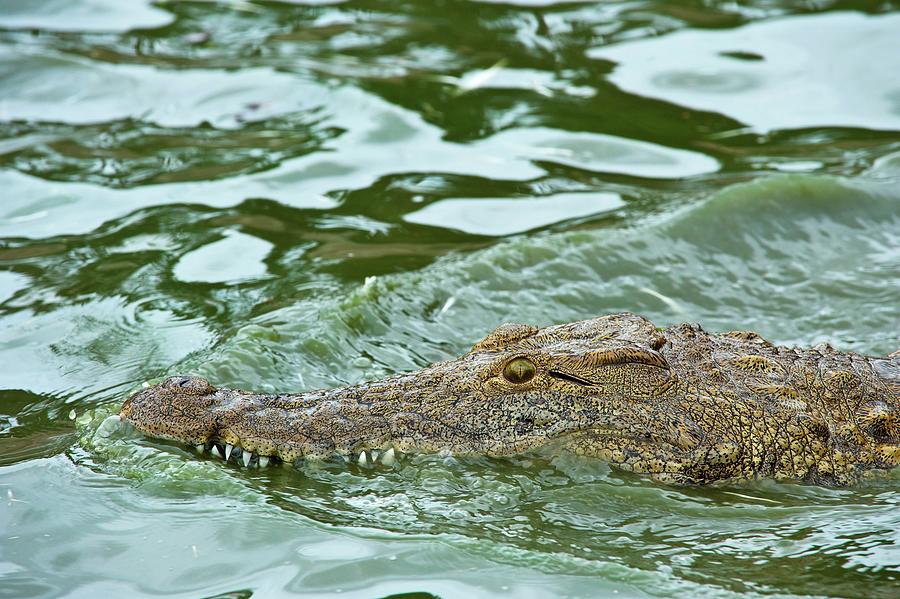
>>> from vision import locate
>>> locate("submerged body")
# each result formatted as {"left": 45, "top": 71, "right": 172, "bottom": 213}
{"left": 121, "top": 313, "right": 900, "bottom": 485}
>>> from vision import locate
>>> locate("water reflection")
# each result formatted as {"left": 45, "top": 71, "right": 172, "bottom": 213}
{"left": 478, "top": 127, "right": 720, "bottom": 178}
{"left": 0, "top": 0, "right": 171, "bottom": 32}
{"left": 173, "top": 231, "right": 274, "bottom": 284}
{"left": 404, "top": 191, "right": 623, "bottom": 236}
{"left": 590, "top": 12, "right": 900, "bottom": 131}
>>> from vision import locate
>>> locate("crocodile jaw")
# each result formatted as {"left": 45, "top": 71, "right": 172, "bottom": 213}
{"left": 119, "top": 375, "right": 623, "bottom": 467}
{"left": 120, "top": 376, "right": 389, "bottom": 465}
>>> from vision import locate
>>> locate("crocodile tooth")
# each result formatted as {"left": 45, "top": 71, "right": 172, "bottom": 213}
{"left": 195, "top": 445, "right": 205, "bottom": 454}
{"left": 371, "top": 450, "right": 380, "bottom": 462}
{"left": 357, "top": 451, "right": 368, "bottom": 467}
{"left": 242, "top": 451, "right": 252, "bottom": 467}
{"left": 381, "top": 447, "right": 396, "bottom": 466}
{"left": 225, "top": 444, "right": 234, "bottom": 462}
{"left": 258, "top": 456, "right": 269, "bottom": 468}
{"left": 211, "top": 446, "right": 222, "bottom": 459}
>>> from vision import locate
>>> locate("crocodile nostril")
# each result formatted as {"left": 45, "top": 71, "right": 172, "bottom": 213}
{"left": 178, "top": 377, "right": 193, "bottom": 388}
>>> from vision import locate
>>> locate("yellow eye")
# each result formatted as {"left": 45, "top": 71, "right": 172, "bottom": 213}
{"left": 503, "top": 357, "right": 536, "bottom": 384}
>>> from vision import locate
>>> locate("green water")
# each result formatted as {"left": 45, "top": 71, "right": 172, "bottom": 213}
{"left": 1, "top": 1, "right": 899, "bottom": 597}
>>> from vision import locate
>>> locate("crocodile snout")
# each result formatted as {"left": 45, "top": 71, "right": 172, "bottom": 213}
{"left": 120, "top": 376, "right": 220, "bottom": 444}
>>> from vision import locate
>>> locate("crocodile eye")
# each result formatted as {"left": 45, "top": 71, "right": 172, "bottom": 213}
{"left": 503, "top": 357, "right": 536, "bottom": 384}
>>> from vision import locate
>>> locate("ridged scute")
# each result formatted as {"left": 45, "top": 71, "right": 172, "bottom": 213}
{"left": 471, "top": 323, "right": 538, "bottom": 352}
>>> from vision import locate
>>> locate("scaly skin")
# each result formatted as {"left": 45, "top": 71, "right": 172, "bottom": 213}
{"left": 120, "top": 313, "right": 900, "bottom": 484}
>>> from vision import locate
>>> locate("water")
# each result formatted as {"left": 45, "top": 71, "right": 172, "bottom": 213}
{"left": 1, "top": 1, "right": 899, "bottom": 597}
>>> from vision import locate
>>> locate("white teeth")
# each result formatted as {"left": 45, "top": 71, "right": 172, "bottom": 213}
{"left": 357, "top": 451, "right": 368, "bottom": 467}
{"left": 211, "top": 446, "right": 223, "bottom": 459}
{"left": 195, "top": 445, "right": 205, "bottom": 454}
{"left": 258, "top": 456, "right": 269, "bottom": 468}
{"left": 381, "top": 447, "right": 396, "bottom": 466}
{"left": 242, "top": 451, "right": 252, "bottom": 467}
{"left": 371, "top": 450, "right": 380, "bottom": 462}
{"left": 225, "top": 444, "right": 234, "bottom": 462}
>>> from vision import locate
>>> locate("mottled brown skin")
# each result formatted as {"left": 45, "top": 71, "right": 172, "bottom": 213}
{"left": 120, "top": 313, "right": 900, "bottom": 485}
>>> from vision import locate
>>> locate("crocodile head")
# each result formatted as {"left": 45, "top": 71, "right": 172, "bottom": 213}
{"left": 121, "top": 313, "right": 691, "bottom": 472}
{"left": 120, "top": 312, "right": 900, "bottom": 483}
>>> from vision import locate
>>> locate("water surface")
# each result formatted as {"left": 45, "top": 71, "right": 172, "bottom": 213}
{"left": 1, "top": 1, "right": 899, "bottom": 597}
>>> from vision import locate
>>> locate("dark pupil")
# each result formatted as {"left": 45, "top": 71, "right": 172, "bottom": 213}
{"left": 504, "top": 358, "right": 535, "bottom": 384}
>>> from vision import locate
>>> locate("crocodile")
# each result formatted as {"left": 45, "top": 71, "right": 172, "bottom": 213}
{"left": 120, "top": 313, "right": 900, "bottom": 485}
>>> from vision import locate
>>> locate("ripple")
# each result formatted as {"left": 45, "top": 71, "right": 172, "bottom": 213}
{"left": 0, "top": 294, "right": 214, "bottom": 401}
{"left": 0, "top": 0, "right": 172, "bottom": 33}
{"left": 173, "top": 231, "right": 274, "bottom": 284}
{"left": 589, "top": 11, "right": 900, "bottom": 131}
{"left": 651, "top": 69, "right": 762, "bottom": 94}
{"left": 475, "top": 127, "right": 720, "bottom": 178}
{"left": 0, "top": 164, "right": 338, "bottom": 239}
{"left": 0, "top": 270, "right": 28, "bottom": 304}
{"left": 0, "top": 48, "right": 335, "bottom": 127}
{"left": 0, "top": 113, "right": 343, "bottom": 187}
{"left": 404, "top": 191, "right": 623, "bottom": 236}
{"left": 0, "top": 389, "right": 74, "bottom": 465}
